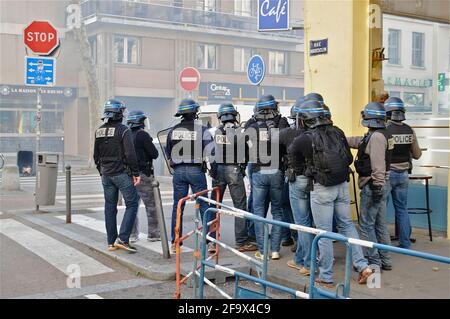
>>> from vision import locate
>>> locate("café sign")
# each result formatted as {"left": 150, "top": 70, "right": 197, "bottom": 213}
{"left": 385, "top": 77, "right": 432, "bottom": 88}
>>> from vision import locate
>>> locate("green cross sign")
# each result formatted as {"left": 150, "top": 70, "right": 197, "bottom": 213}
{"left": 437, "top": 73, "right": 449, "bottom": 92}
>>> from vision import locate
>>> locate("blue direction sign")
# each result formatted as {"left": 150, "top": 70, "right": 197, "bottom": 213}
{"left": 25, "top": 56, "right": 55, "bottom": 86}
{"left": 247, "top": 55, "right": 265, "bottom": 86}
{"left": 258, "top": 0, "right": 289, "bottom": 31}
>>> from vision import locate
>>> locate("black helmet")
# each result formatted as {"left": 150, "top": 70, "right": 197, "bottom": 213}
{"left": 102, "top": 99, "right": 126, "bottom": 121}
{"left": 175, "top": 98, "right": 200, "bottom": 117}
{"left": 384, "top": 97, "right": 406, "bottom": 121}
{"left": 217, "top": 102, "right": 238, "bottom": 123}
{"left": 289, "top": 97, "right": 305, "bottom": 119}
{"left": 127, "top": 110, "right": 147, "bottom": 129}
{"left": 361, "top": 102, "right": 386, "bottom": 128}
{"left": 298, "top": 100, "right": 328, "bottom": 128}
{"left": 254, "top": 94, "right": 279, "bottom": 113}
{"left": 304, "top": 92, "right": 324, "bottom": 104}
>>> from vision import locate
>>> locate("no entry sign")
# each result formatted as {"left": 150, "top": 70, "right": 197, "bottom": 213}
{"left": 23, "top": 21, "right": 59, "bottom": 55}
{"left": 179, "top": 67, "right": 201, "bottom": 91}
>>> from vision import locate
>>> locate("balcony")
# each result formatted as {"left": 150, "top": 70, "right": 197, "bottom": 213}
{"left": 80, "top": 0, "right": 303, "bottom": 40}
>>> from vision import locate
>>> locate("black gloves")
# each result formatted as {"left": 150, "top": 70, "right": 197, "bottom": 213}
{"left": 370, "top": 183, "right": 384, "bottom": 203}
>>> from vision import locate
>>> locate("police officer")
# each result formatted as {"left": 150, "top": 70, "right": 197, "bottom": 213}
{"left": 281, "top": 98, "right": 313, "bottom": 275}
{"left": 210, "top": 102, "right": 257, "bottom": 252}
{"left": 165, "top": 99, "right": 214, "bottom": 253}
{"left": 347, "top": 102, "right": 394, "bottom": 271}
{"left": 385, "top": 97, "right": 422, "bottom": 248}
{"left": 127, "top": 110, "right": 160, "bottom": 242}
{"left": 94, "top": 99, "right": 140, "bottom": 253}
{"left": 245, "top": 94, "right": 289, "bottom": 260}
{"left": 289, "top": 100, "right": 373, "bottom": 287}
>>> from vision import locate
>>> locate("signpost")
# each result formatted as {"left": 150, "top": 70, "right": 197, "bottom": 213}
{"left": 258, "top": 0, "right": 289, "bottom": 31}
{"left": 179, "top": 67, "right": 201, "bottom": 94}
{"left": 23, "top": 20, "right": 59, "bottom": 212}
{"left": 25, "top": 56, "right": 55, "bottom": 87}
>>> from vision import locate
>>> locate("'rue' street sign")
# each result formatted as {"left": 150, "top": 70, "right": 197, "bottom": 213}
{"left": 258, "top": 0, "right": 289, "bottom": 31}
{"left": 310, "top": 39, "right": 328, "bottom": 56}
{"left": 25, "top": 56, "right": 56, "bottom": 87}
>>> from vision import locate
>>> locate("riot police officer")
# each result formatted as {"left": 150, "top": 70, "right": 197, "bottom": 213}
{"left": 211, "top": 102, "right": 257, "bottom": 252}
{"left": 127, "top": 110, "right": 160, "bottom": 242}
{"left": 245, "top": 94, "right": 289, "bottom": 260}
{"left": 165, "top": 99, "right": 213, "bottom": 253}
{"left": 347, "top": 102, "right": 394, "bottom": 270}
{"left": 94, "top": 99, "right": 140, "bottom": 253}
{"left": 385, "top": 97, "right": 422, "bottom": 248}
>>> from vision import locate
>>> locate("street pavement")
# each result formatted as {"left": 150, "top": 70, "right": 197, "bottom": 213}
{"left": 1, "top": 174, "right": 450, "bottom": 299}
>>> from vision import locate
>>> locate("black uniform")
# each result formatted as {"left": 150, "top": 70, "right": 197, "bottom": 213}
{"left": 94, "top": 121, "right": 139, "bottom": 177}
{"left": 279, "top": 125, "right": 306, "bottom": 180}
{"left": 131, "top": 128, "right": 159, "bottom": 176}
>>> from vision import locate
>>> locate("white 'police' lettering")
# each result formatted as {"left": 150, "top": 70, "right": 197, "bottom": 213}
{"left": 107, "top": 128, "right": 115, "bottom": 137}
{"left": 215, "top": 134, "right": 231, "bottom": 145}
{"left": 392, "top": 134, "right": 413, "bottom": 145}
{"left": 172, "top": 131, "right": 197, "bottom": 141}
{"left": 259, "top": 131, "right": 270, "bottom": 142}
{"left": 95, "top": 128, "right": 106, "bottom": 138}
{"left": 387, "top": 137, "right": 395, "bottom": 150}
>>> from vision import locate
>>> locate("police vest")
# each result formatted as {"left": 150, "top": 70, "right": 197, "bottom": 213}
{"left": 354, "top": 129, "right": 394, "bottom": 177}
{"left": 169, "top": 121, "right": 204, "bottom": 165}
{"left": 386, "top": 122, "right": 414, "bottom": 164}
{"left": 253, "top": 116, "right": 282, "bottom": 167}
{"left": 214, "top": 123, "right": 244, "bottom": 165}
{"left": 281, "top": 126, "right": 305, "bottom": 174}
{"left": 95, "top": 123, "right": 125, "bottom": 169}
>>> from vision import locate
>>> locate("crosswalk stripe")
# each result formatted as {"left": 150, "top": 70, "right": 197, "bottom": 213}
{"left": 55, "top": 196, "right": 174, "bottom": 205}
{"left": 0, "top": 219, "right": 113, "bottom": 276}
{"left": 84, "top": 294, "right": 104, "bottom": 299}
{"left": 54, "top": 215, "right": 193, "bottom": 253}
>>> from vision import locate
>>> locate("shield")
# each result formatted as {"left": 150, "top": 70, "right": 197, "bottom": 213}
{"left": 157, "top": 127, "right": 174, "bottom": 175}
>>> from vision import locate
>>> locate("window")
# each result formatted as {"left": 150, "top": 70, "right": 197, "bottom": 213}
{"left": 412, "top": 32, "right": 425, "bottom": 67}
{"left": 234, "top": 47, "right": 254, "bottom": 72}
{"left": 198, "top": 0, "right": 216, "bottom": 11}
{"left": 0, "top": 111, "right": 18, "bottom": 133}
{"left": 389, "top": 91, "right": 401, "bottom": 98}
{"left": 234, "top": 0, "right": 252, "bottom": 16}
{"left": 388, "top": 29, "right": 401, "bottom": 65}
{"left": 197, "top": 44, "right": 217, "bottom": 70}
{"left": 88, "top": 36, "right": 97, "bottom": 65}
{"left": 269, "top": 51, "right": 287, "bottom": 75}
{"left": 404, "top": 92, "right": 425, "bottom": 107}
{"left": 114, "top": 35, "right": 139, "bottom": 64}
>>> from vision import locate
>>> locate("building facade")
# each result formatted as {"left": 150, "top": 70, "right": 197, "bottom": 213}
{"left": 0, "top": 0, "right": 305, "bottom": 160}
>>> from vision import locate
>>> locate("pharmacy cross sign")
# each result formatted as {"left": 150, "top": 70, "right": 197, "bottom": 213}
{"left": 23, "top": 21, "right": 59, "bottom": 55}
{"left": 437, "top": 73, "right": 449, "bottom": 92}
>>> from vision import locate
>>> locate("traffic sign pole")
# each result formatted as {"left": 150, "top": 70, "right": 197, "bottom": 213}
{"left": 35, "top": 88, "right": 42, "bottom": 212}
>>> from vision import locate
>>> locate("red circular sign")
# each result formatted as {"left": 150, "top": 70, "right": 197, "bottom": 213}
{"left": 179, "top": 67, "right": 201, "bottom": 91}
{"left": 24, "top": 21, "right": 58, "bottom": 55}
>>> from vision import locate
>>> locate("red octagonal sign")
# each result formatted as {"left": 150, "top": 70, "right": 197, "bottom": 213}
{"left": 23, "top": 21, "right": 58, "bottom": 55}
{"left": 179, "top": 67, "right": 201, "bottom": 91}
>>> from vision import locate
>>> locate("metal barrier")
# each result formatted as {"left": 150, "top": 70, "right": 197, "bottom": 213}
{"left": 174, "top": 187, "right": 221, "bottom": 299}
{"left": 194, "top": 196, "right": 450, "bottom": 299}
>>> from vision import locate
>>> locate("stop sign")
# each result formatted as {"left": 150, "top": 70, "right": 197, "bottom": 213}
{"left": 179, "top": 67, "right": 201, "bottom": 91}
{"left": 23, "top": 21, "right": 58, "bottom": 55}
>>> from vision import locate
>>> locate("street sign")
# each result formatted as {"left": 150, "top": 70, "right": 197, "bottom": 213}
{"left": 25, "top": 56, "right": 56, "bottom": 87}
{"left": 310, "top": 39, "right": 328, "bottom": 56}
{"left": 179, "top": 67, "right": 201, "bottom": 91}
{"left": 437, "top": 73, "right": 449, "bottom": 92}
{"left": 258, "top": 0, "right": 289, "bottom": 31}
{"left": 247, "top": 55, "right": 265, "bottom": 86}
{"left": 23, "top": 21, "right": 59, "bottom": 55}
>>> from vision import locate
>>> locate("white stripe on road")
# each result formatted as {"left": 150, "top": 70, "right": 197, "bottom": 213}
{"left": 0, "top": 219, "right": 113, "bottom": 276}
{"left": 55, "top": 215, "right": 193, "bottom": 253}
{"left": 55, "top": 191, "right": 174, "bottom": 200}
{"left": 56, "top": 196, "right": 174, "bottom": 205}
{"left": 84, "top": 294, "right": 104, "bottom": 299}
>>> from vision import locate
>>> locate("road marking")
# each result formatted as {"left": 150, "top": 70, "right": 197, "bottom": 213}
{"left": 0, "top": 219, "right": 113, "bottom": 276}
{"left": 55, "top": 214, "right": 193, "bottom": 253}
{"left": 84, "top": 294, "right": 104, "bottom": 299}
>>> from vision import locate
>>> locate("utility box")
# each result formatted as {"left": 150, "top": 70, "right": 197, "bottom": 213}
{"left": 36, "top": 152, "right": 59, "bottom": 206}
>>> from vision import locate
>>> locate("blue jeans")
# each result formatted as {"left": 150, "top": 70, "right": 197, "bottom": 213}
{"left": 252, "top": 169, "right": 285, "bottom": 254}
{"left": 387, "top": 170, "right": 411, "bottom": 248}
{"left": 101, "top": 172, "right": 139, "bottom": 245}
{"left": 281, "top": 180, "right": 298, "bottom": 241}
{"left": 359, "top": 184, "right": 392, "bottom": 267}
{"left": 247, "top": 163, "right": 269, "bottom": 242}
{"left": 289, "top": 176, "right": 313, "bottom": 269}
{"left": 212, "top": 165, "right": 248, "bottom": 246}
{"left": 170, "top": 165, "right": 212, "bottom": 243}
{"left": 310, "top": 182, "right": 369, "bottom": 283}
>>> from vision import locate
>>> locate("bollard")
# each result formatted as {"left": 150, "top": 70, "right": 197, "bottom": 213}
{"left": 152, "top": 179, "right": 170, "bottom": 259}
{"left": 66, "top": 165, "right": 71, "bottom": 224}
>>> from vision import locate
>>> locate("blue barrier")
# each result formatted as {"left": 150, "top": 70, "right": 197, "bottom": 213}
{"left": 195, "top": 196, "right": 450, "bottom": 299}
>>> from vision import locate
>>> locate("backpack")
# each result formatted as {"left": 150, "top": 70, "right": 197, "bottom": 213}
{"left": 305, "top": 125, "right": 353, "bottom": 186}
